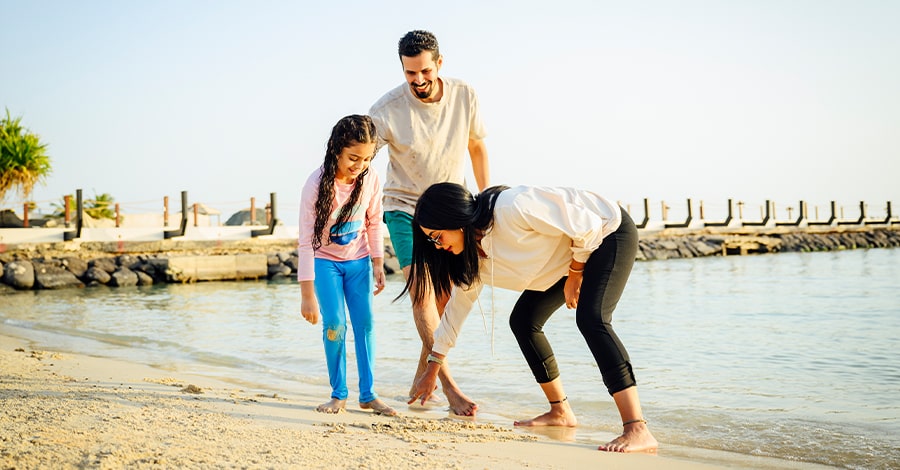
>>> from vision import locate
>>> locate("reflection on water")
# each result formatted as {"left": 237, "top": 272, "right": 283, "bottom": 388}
{"left": 3, "top": 248, "right": 899, "bottom": 469}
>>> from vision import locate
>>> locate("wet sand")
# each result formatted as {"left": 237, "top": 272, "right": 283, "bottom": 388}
{"left": 0, "top": 332, "right": 721, "bottom": 469}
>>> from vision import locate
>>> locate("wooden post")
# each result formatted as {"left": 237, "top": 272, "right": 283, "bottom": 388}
{"left": 64, "top": 195, "right": 72, "bottom": 227}
{"left": 699, "top": 200, "right": 705, "bottom": 220}
{"left": 115, "top": 203, "right": 121, "bottom": 228}
{"left": 23, "top": 203, "right": 29, "bottom": 228}
{"left": 250, "top": 197, "right": 257, "bottom": 225}
{"left": 164, "top": 196, "right": 170, "bottom": 227}
{"left": 193, "top": 203, "right": 199, "bottom": 227}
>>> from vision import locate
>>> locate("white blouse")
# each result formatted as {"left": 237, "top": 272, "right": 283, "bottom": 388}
{"left": 432, "top": 185, "right": 622, "bottom": 355}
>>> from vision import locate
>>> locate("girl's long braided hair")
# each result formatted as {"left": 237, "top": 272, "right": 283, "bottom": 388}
{"left": 311, "top": 114, "right": 377, "bottom": 251}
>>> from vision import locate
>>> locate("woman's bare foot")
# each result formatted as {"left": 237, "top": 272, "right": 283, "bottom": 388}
{"left": 598, "top": 422, "right": 658, "bottom": 453}
{"left": 315, "top": 398, "right": 346, "bottom": 414}
{"left": 360, "top": 398, "right": 398, "bottom": 417}
{"left": 444, "top": 387, "right": 478, "bottom": 417}
{"left": 513, "top": 406, "right": 577, "bottom": 427}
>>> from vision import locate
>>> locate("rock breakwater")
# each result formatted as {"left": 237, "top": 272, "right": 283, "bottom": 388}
{"left": 1, "top": 227, "right": 897, "bottom": 291}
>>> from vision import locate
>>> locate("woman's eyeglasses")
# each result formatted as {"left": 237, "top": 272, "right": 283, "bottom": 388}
{"left": 426, "top": 231, "right": 443, "bottom": 247}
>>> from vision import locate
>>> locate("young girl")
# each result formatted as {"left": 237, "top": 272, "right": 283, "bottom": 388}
{"left": 298, "top": 114, "right": 395, "bottom": 416}
{"left": 402, "top": 182, "right": 658, "bottom": 452}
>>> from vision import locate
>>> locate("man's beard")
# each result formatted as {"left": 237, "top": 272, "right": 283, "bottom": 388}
{"left": 411, "top": 81, "right": 433, "bottom": 99}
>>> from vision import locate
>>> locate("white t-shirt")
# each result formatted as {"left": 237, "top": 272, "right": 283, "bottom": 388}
{"left": 432, "top": 185, "right": 623, "bottom": 355}
{"left": 369, "top": 77, "right": 487, "bottom": 214}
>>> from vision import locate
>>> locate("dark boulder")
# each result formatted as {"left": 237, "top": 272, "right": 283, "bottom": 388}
{"left": 90, "top": 257, "right": 118, "bottom": 273}
{"left": 2, "top": 260, "right": 35, "bottom": 289}
{"left": 268, "top": 263, "right": 292, "bottom": 278}
{"left": 135, "top": 270, "right": 154, "bottom": 286}
{"left": 83, "top": 266, "right": 112, "bottom": 285}
{"left": 34, "top": 263, "right": 85, "bottom": 289}
{"left": 109, "top": 267, "right": 139, "bottom": 287}
{"left": 117, "top": 254, "right": 140, "bottom": 270}
{"left": 61, "top": 257, "right": 89, "bottom": 278}
{"left": 283, "top": 255, "right": 299, "bottom": 272}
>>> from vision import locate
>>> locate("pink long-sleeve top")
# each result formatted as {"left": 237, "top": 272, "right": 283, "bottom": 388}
{"left": 297, "top": 166, "right": 384, "bottom": 281}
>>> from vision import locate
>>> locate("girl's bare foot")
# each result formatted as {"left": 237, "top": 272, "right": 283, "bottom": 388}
{"left": 514, "top": 407, "right": 577, "bottom": 427}
{"left": 444, "top": 387, "right": 478, "bottom": 417}
{"left": 316, "top": 398, "right": 346, "bottom": 414}
{"left": 598, "top": 421, "right": 658, "bottom": 453}
{"left": 360, "top": 398, "right": 398, "bottom": 417}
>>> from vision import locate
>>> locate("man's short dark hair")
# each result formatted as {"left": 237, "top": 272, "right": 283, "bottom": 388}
{"left": 398, "top": 30, "right": 440, "bottom": 61}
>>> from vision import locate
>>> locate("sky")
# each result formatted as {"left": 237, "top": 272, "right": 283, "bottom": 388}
{"left": 2, "top": 0, "right": 899, "bottom": 222}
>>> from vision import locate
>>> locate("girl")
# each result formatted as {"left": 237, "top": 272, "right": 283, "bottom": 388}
{"left": 298, "top": 114, "right": 395, "bottom": 416}
{"left": 402, "top": 182, "right": 657, "bottom": 452}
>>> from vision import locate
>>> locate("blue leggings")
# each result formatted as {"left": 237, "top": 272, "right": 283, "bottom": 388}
{"left": 314, "top": 257, "right": 377, "bottom": 402}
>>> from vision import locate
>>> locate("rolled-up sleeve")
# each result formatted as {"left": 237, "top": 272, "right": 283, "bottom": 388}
{"left": 432, "top": 281, "right": 483, "bottom": 356}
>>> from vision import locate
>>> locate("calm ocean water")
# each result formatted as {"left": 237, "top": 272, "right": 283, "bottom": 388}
{"left": 2, "top": 248, "right": 898, "bottom": 469}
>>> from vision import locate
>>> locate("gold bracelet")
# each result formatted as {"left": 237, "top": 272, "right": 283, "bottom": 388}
{"left": 426, "top": 353, "right": 443, "bottom": 365}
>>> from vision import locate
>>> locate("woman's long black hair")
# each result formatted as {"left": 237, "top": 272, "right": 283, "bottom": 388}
{"left": 311, "top": 114, "right": 376, "bottom": 251}
{"left": 398, "top": 182, "right": 509, "bottom": 305}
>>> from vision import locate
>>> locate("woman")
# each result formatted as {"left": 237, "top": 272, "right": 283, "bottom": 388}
{"left": 401, "top": 182, "right": 657, "bottom": 452}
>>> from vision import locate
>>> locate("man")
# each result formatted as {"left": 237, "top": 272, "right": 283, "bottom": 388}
{"left": 369, "top": 30, "right": 489, "bottom": 417}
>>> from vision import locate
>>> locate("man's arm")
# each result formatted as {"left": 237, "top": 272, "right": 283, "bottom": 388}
{"left": 468, "top": 138, "right": 490, "bottom": 191}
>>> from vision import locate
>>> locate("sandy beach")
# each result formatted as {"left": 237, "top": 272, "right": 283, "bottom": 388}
{"left": 0, "top": 331, "right": 725, "bottom": 470}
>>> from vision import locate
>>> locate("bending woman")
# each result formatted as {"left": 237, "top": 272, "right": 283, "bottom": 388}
{"left": 401, "top": 182, "right": 657, "bottom": 453}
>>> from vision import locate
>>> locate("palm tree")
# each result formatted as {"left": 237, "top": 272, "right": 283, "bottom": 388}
{"left": 0, "top": 108, "right": 52, "bottom": 202}
{"left": 51, "top": 192, "right": 118, "bottom": 221}
{"left": 85, "top": 192, "right": 116, "bottom": 220}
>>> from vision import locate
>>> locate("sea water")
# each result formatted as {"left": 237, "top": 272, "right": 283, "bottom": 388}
{"left": 2, "top": 248, "right": 898, "bottom": 469}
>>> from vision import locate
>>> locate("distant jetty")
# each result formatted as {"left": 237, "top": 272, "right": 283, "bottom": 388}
{"left": 3, "top": 189, "right": 898, "bottom": 290}
{"left": 1, "top": 225, "right": 898, "bottom": 292}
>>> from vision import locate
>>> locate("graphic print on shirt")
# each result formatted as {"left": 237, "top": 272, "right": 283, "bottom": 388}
{"left": 328, "top": 203, "right": 363, "bottom": 246}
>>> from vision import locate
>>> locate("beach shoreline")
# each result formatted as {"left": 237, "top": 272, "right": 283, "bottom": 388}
{"left": 0, "top": 326, "right": 738, "bottom": 470}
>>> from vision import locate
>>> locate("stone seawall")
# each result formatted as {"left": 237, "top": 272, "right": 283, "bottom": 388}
{"left": 1, "top": 227, "right": 898, "bottom": 292}
{"left": 636, "top": 227, "right": 900, "bottom": 260}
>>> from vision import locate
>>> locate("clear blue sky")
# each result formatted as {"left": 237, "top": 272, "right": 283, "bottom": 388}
{"left": 3, "top": 0, "right": 898, "bottom": 220}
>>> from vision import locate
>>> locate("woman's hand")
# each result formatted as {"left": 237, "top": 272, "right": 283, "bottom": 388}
{"left": 407, "top": 360, "right": 441, "bottom": 406}
{"left": 564, "top": 271, "right": 583, "bottom": 309}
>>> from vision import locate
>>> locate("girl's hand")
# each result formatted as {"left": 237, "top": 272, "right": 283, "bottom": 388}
{"left": 564, "top": 272, "right": 583, "bottom": 309}
{"left": 300, "top": 281, "right": 319, "bottom": 324}
{"left": 301, "top": 298, "right": 320, "bottom": 324}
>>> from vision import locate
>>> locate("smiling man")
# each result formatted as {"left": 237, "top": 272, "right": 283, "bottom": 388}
{"left": 369, "top": 29, "right": 489, "bottom": 417}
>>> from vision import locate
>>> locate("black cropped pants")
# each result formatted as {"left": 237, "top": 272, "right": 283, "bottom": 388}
{"left": 508, "top": 208, "right": 639, "bottom": 395}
